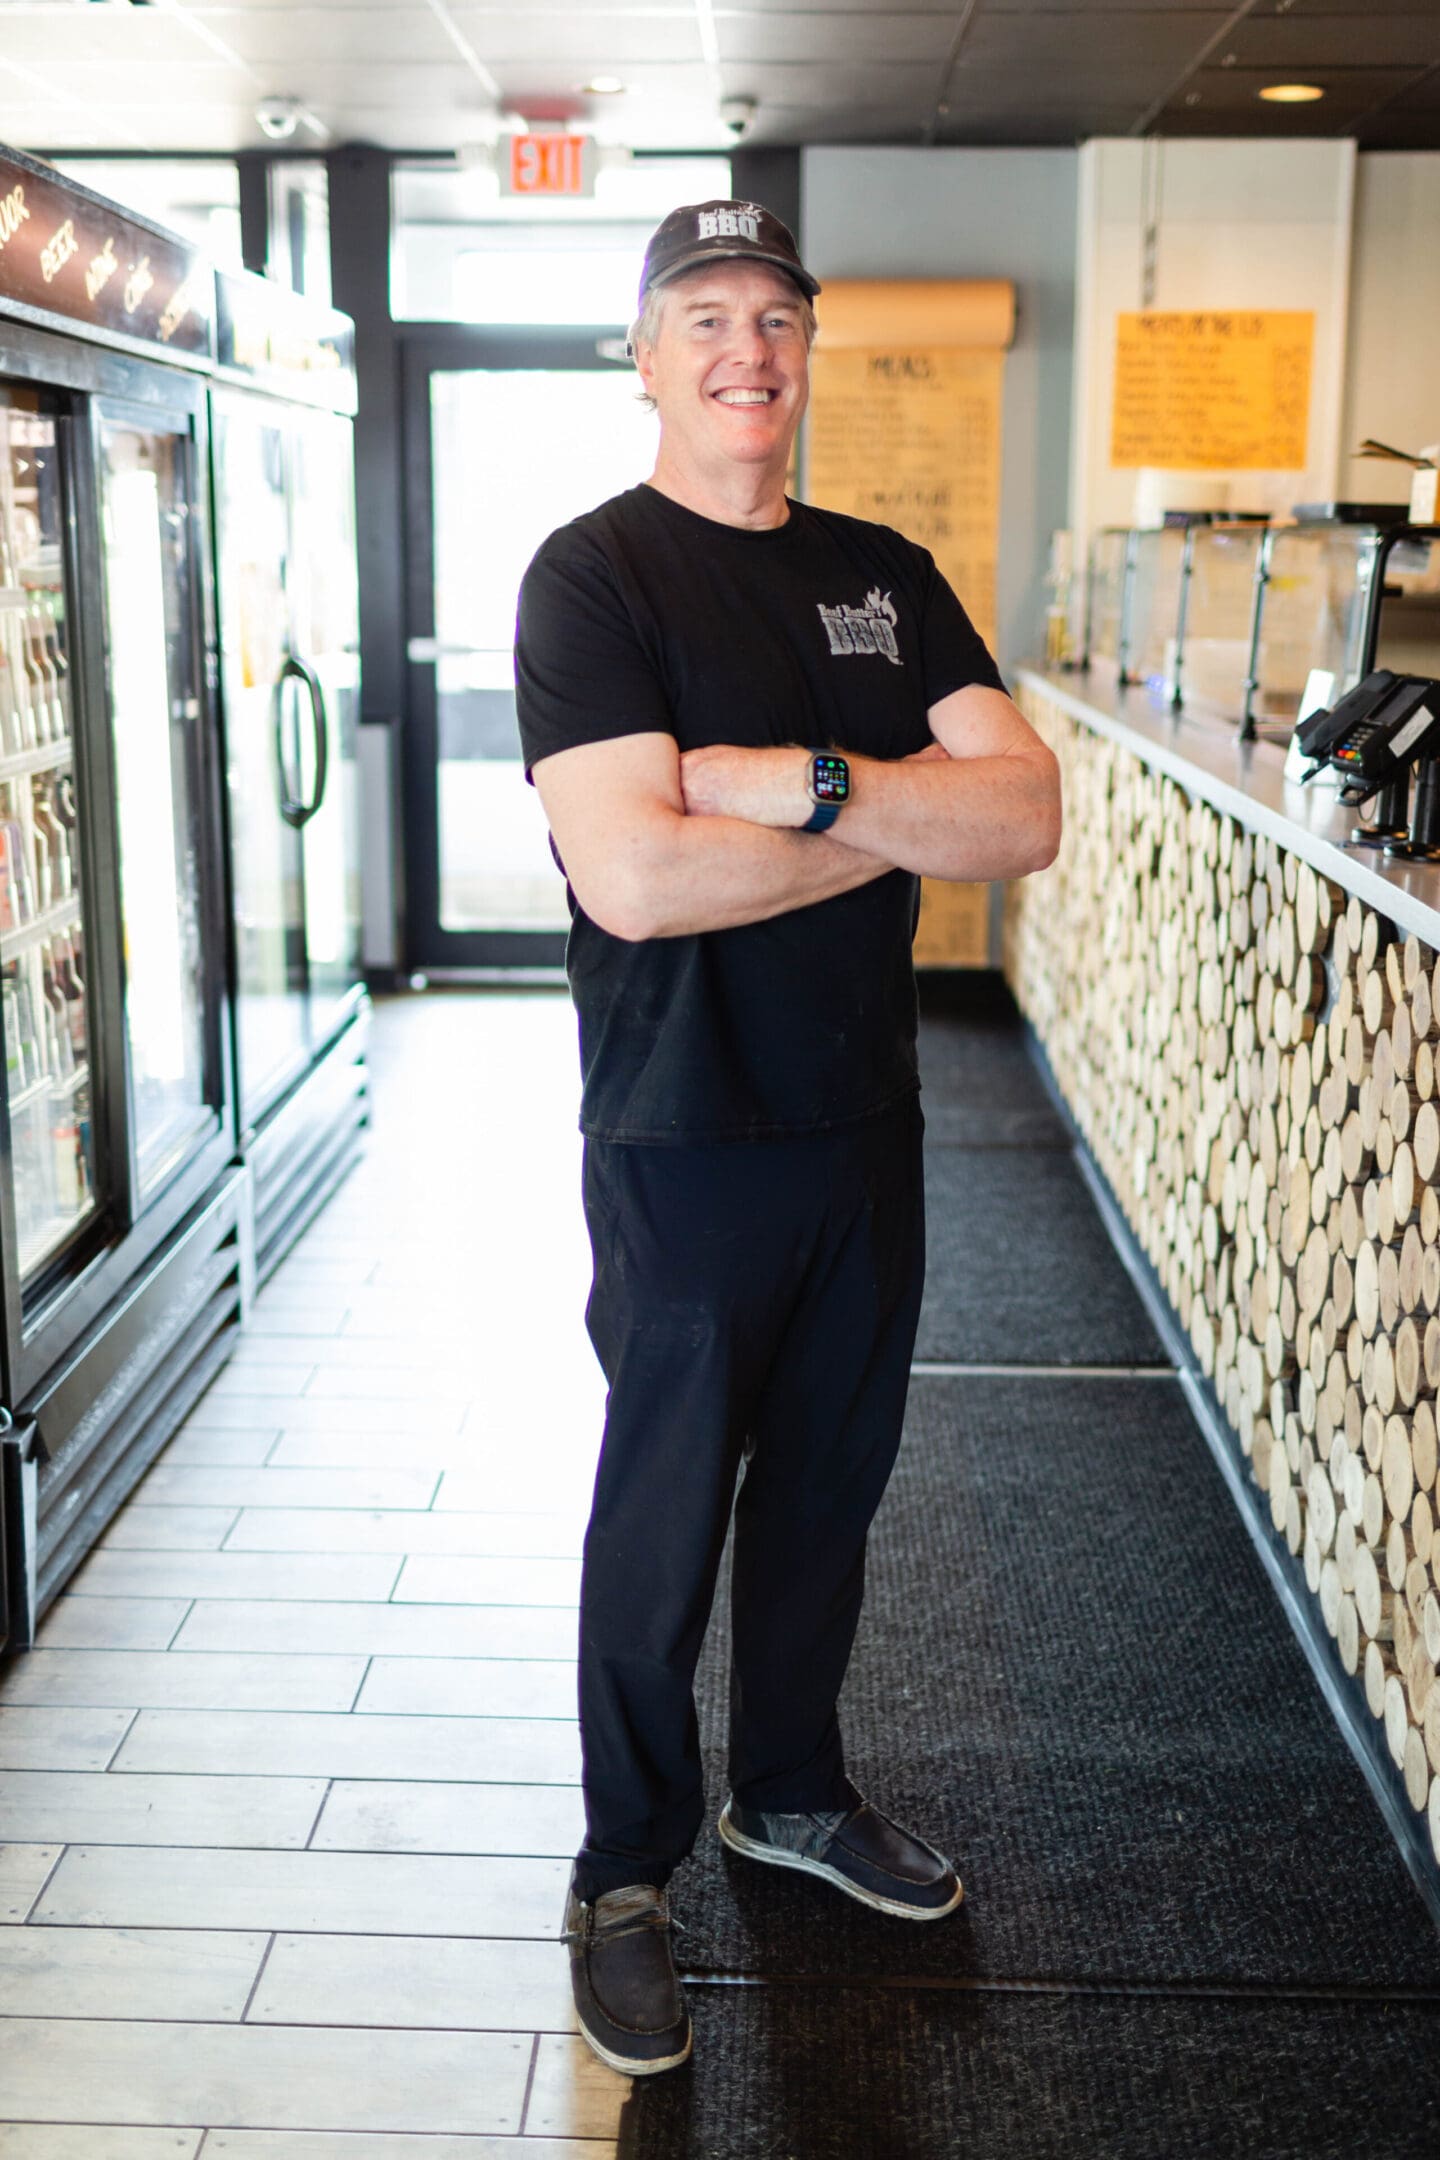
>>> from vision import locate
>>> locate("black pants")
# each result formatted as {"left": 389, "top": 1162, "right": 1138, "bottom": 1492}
{"left": 572, "top": 1096, "right": 926, "bottom": 1901}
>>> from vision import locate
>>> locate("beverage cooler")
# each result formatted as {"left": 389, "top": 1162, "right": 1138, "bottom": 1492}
{"left": 0, "top": 150, "right": 252, "bottom": 1647}
{"left": 209, "top": 271, "right": 369, "bottom": 1286}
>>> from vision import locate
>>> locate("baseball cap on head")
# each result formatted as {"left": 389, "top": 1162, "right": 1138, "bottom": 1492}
{"left": 638, "top": 200, "right": 821, "bottom": 311}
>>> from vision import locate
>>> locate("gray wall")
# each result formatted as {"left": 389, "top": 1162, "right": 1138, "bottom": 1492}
{"left": 801, "top": 148, "right": 1077, "bottom": 677}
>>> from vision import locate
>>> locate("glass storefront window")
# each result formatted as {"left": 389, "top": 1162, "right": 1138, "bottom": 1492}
{"left": 269, "top": 161, "right": 331, "bottom": 305}
{"left": 392, "top": 155, "right": 731, "bottom": 323}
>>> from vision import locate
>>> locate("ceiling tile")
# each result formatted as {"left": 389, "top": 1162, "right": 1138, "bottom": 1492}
{"left": 192, "top": 9, "right": 459, "bottom": 67}
{"left": 484, "top": 57, "right": 716, "bottom": 97}
{"left": 719, "top": 60, "right": 943, "bottom": 105}
{"left": 0, "top": 13, "right": 220, "bottom": 67}
{"left": 1267, "top": 0, "right": 1440, "bottom": 16}
{"left": 959, "top": 11, "right": 1231, "bottom": 70}
{"left": 1169, "top": 62, "right": 1429, "bottom": 116}
{"left": 949, "top": 58, "right": 1204, "bottom": 103}
{"left": 716, "top": 13, "right": 955, "bottom": 64}
{"left": 755, "top": 104, "right": 933, "bottom": 146}
{"left": 449, "top": 11, "right": 704, "bottom": 64}
{"left": 1391, "top": 68, "right": 1440, "bottom": 109}
{"left": 935, "top": 107, "right": 1142, "bottom": 143}
{"left": 1219, "top": 17, "right": 1440, "bottom": 70}
{"left": 717, "top": 1, "right": 960, "bottom": 14}
{"left": 1353, "top": 111, "right": 1440, "bottom": 147}
{"left": 976, "top": 0, "right": 1237, "bottom": 10}
{"left": 0, "top": 0, "right": 1427, "bottom": 160}
{"left": 33, "top": 62, "right": 259, "bottom": 106}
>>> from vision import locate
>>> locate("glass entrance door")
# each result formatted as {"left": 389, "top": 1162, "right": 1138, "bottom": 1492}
{"left": 401, "top": 330, "right": 655, "bottom": 971}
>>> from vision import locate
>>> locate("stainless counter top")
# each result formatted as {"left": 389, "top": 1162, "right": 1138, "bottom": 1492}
{"left": 1016, "top": 665, "right": 1440, "bottom": 948}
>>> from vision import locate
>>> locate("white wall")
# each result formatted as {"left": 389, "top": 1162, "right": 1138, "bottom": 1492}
{"left": 1070, "top": 137, "right": 1356, "bottom": 548}
{"left": 801, "top": 147, "right": 1077, "bottom": 676}
{"left": 1341, "top": 153, "right": 1440, "bottom": 507}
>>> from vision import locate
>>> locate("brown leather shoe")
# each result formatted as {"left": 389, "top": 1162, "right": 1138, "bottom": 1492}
{"left": 562, "top": 1877, "right": 692, "bottom": 2074}
{"left": 718, "top": 1792, "right": 963, "bottom": 1920}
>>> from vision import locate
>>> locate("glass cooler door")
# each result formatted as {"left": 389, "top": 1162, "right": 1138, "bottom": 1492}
{"left": 0, "top": 390, "right": 99, "bottom": 1287}
{"left": 289, "top": 408, "right": 362, "bottom": 1054}
{"left": 212, "top": 398, "right": 308, "bottom": 1132}
{"left": 96, "top": 409, "right": 218, "bottom": 1207}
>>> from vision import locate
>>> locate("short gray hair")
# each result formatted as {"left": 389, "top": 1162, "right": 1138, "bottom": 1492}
{"left": 629, "top": 268, "right": 818, "bottom": 412}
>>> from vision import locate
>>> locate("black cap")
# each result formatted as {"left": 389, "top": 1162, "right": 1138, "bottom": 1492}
{"left": 638, "top": 200, "right": 821, "bottom": 311}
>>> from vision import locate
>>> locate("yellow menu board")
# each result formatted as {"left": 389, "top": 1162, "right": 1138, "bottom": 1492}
{"left": 1111, "top": 309, "right": 1314, "bottom": 472}
{"left": 807, "top": 345, "right": 1004, "bottom": 649}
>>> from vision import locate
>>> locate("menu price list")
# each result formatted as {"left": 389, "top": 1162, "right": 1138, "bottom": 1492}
{"left": 807, "top": 345, "right": 1003, "bottom": 651}
{"left": 1110, "top": 310, "right": 1315, "bottom": 474}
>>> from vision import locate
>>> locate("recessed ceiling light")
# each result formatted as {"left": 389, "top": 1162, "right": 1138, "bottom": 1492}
{"left": 583, "top": 76, "right": 626, "bottom": 96}
{"left": 1258, "top": 82, "right": 1325, "bottom": 103}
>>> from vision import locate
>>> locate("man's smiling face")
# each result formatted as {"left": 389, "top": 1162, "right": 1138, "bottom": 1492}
{"left": 635, "top": 260, "right": 811, "bottom": 481}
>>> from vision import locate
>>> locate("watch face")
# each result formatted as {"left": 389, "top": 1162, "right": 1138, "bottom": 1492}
{"left": 812, "top": 754, "right": 850, "bottom": 804}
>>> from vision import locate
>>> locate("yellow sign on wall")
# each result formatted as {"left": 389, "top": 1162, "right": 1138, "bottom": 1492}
{"left": 808, "top": 345, "right": 1004, "bottom": 649}
{"left": 1110, "top": 309, "right": 1314, "bottom": 471}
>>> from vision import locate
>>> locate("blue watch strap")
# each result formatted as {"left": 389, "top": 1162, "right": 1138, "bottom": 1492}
{"left": 803, "top": 749, "right": 849, "bottom": 832}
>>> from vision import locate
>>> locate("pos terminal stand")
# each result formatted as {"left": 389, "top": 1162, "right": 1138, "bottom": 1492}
{"left": 1296, "top": 669, "right": 1440, "bottom": 860}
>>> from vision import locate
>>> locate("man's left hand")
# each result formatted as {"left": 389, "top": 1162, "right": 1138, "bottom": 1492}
{"left": 678, "top": 744, "right": 812, "bottom": 828}
{"left": 679, "top": 739, "right": 952, "bottom": 827}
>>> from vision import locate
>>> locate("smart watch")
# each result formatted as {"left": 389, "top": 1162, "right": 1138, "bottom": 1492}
{"left": 802, "top": 751, "right": 851, "bottom": 832}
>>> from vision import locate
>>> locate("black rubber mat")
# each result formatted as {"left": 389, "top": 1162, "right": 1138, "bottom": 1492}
{"left": 618, "top": 1985, "right": 1440, "bottom": 2160}
{"left": 917, "top": 972, "right": 1071, "bottom": 1150}
{"left": 917, "top": 1148, "right": 1170, "bottom": 1365}
{"left": 678, "top": 1376, "right": 1440, "bottom": 1990}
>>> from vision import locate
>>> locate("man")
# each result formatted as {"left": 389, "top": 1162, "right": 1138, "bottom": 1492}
{"left": 515, "top": 200, "right": 1060, "bottom": 2076}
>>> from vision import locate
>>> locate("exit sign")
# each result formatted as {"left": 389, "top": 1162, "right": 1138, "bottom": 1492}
{"left": 502, "top": 134, "right": 597, "bottom": 199}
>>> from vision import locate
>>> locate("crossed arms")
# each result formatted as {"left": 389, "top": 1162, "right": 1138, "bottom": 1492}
{"left": 530, "top": 682, "right": 1062, "bottom": 944}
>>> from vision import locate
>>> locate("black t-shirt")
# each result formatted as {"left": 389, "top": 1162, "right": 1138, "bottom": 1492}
{"left": 514, "top": 482, "right": 1004, "bottom": 1144}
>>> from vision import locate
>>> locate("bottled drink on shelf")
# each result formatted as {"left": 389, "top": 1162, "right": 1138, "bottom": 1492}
{"left": 0, "top": 644, "right": 23, "bottom": 757}
{"left": 32, "top": 775, "right": 70, "bottom": 904}
{"left": 27, "top": 606, "right": 62, "bottom": 742}
{"left": 56, "top": 930, "right": 87, "bottom": 1061}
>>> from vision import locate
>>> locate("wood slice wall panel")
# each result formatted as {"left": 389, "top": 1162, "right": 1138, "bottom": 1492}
{"left": 1007, "top": 684, "right": 1440, "bottom": 1873}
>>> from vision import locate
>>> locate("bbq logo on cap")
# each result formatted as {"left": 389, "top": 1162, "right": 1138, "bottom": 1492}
{"left": 638, "top": 199, "right": 822, "bottom": 309}
{"left": 697, "top": 205, "right": 761, "bottom": 242}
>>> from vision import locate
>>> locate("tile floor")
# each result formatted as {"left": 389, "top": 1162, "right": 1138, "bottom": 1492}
{"left": 0, "top": 990, "right": 624, "bottom": 2154}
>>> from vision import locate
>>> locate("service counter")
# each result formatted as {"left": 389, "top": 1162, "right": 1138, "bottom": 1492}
{"left": 1007, "top": 665, "right": 1440, "bottom": 1894}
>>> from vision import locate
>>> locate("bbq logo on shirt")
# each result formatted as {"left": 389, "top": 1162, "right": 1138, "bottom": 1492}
{"left": 816, "top": 588, "right": 902, "bottom": 667}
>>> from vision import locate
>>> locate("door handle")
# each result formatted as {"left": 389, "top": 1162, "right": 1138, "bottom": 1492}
{"left": 274, "top": 653, "right": 328, "bottom": 829}
{"left": 406, "top": 637, "right": 501, "bottom": 664}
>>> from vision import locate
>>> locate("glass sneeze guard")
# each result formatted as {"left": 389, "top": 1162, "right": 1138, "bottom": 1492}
{"left": 1175, "top": 522, "right": 1267, "bottom": 723}
{"left": 1084, "top": 528, "right": 1130, "bottom": 673}
{"left": 1248, "top": 523, "right": 1379, "bottom": 731}
{"left": 1122, "top": 526, "right": 1187, "bottom": 698}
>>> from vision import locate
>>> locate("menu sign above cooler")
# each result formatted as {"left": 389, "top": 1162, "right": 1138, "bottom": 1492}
{"left": 0, "top": 148, "right": 213, "bottom": 362}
